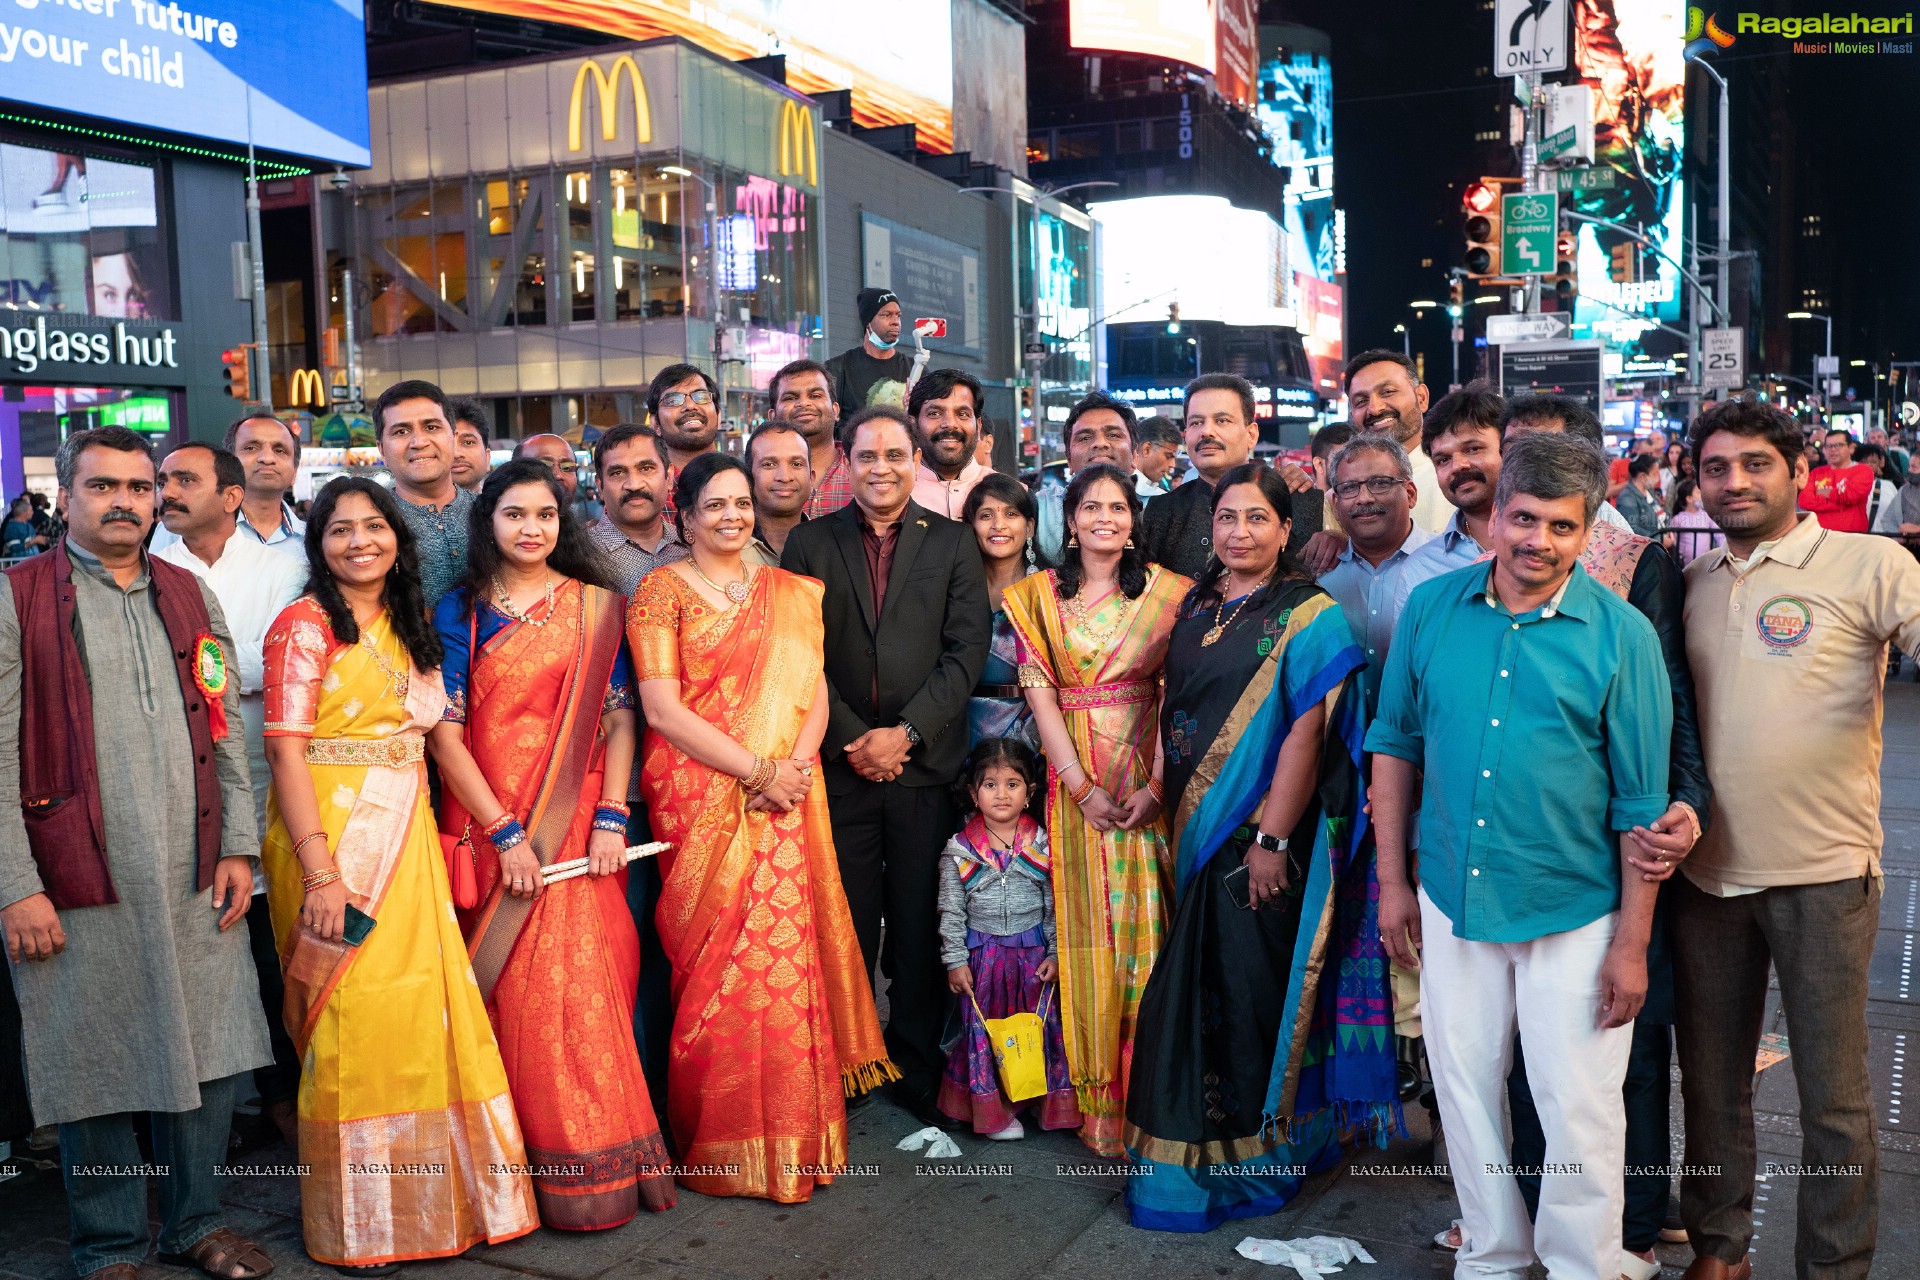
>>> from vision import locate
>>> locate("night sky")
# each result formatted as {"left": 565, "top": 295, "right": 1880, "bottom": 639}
{"left": 1276, "top": 0, "right": 1920, "bottom": 400}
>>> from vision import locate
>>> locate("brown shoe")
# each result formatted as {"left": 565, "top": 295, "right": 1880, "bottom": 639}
{"left": 80, "top": 1266, "right": 138, "bottom": 1280}
{"left": 1680, "top": 1257, "right": 1752, "bottom": 1280}
{"left": 156, "top": 1228, "right": 275, "bottom": 1280}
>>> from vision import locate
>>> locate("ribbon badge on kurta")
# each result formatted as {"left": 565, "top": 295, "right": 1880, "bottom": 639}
{"left": 191, "top": 633, "right": 230, "bottom": 740}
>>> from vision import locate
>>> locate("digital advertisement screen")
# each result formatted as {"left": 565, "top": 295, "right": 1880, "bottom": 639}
{"left": 0, "top": 142, "right": 172, "bottom": 317}
{"left": 1068, "top": 0, "right": 1218, "bottom": 73}
{"left": 1566, "top": 0, "right": 1685, "bottom": 365}
{"left": 0, "top": 0, "right": 369, "bottom": 165}
{"left": 430, "top": 1, "right": 956, "bottom": 153}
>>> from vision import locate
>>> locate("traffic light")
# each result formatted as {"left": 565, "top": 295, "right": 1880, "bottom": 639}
{"left": 1447, "top": 276, "right": 1464, "bottom": 317}
{"left": 1463, "top": 181, "right": 1501, "bottom": 277}
{"left": 221, "top": 346, "right": 253, "bottom": 401}
{"left": 1549, "top": 231, "right": 1578, "bottom": 303}
{"left": 1608, "top": 241, "right": 1637, "bottom": 285}
{"left": 1166, "top": 302, "right": 1181, "bottom": 336}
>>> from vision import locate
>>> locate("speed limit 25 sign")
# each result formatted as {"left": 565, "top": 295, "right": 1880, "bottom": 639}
{"left": 1701, "top": 328, "right": 1746, "bottom": 391}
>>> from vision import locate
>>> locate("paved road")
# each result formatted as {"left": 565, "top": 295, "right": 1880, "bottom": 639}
{"left": 5, "top": 679, "right": 1919, "bottom": 1279}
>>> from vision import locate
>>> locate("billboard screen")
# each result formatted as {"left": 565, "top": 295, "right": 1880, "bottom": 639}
{"left": 0, "top": 0, "right": 369, "bottom": 166}
{"left": 431, "top": 1, "right": 956, "bottom": 153}
{"left": 1092, "top": 195, "right": 1288, "bottom": 329}
{"left": 1566, "top": 0, "right": 1685, "bottom": 367}
{"left": 1214, "top": 0, "right": 1259, "bottom": 106}
{"left": 1, "top": 142, "right": 173, "bottom": 318}
{"left": 1068, "top": 0, "right": 1217, "bottom": 72}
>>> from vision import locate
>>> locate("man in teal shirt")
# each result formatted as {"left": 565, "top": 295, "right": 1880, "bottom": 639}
{"left": 1366, "top": 432, "right": 1673, "bottom": 1280}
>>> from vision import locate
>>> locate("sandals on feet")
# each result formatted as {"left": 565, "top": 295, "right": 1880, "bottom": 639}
{"left": 156, "top": 1227, "right": 275, "bottom": 1280}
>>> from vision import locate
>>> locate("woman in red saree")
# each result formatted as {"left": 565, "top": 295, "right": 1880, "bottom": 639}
{"left": 628, "top": 454, "right": 895, "bottom": 1204}
{"left": 428, "top": 460, "right": 675, "bottom": 1229}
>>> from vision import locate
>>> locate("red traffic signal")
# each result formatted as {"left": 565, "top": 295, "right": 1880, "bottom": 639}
{"left": 1463, "top": 181, "right": 1499, "bottom": 214}
{"left": 221, "top": 346, "right": 253, "bottom": 401}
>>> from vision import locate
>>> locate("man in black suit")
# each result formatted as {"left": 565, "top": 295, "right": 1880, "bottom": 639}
{"left": 782, "top": 405, "right": 990, "bottom": 1126}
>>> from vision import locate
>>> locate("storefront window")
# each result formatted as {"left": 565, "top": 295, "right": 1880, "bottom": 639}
{"left": 1, "top": 384, "right": 176, "bottom": 474}
{"left": 564, "top": 170, "right": 595, "bottom": 323}
{"left": 0, "top": 140, "right": 173, "bottom": 319}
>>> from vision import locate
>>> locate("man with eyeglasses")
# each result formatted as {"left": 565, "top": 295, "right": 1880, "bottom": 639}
{"left": 514, "top": 433, "right": 583, "bottom": 509}
{"left": 646, "top": 364, "right": 720, "bottom": 523}
{"left": 1316, "top": 433, "right": 1432, "bottom": 716}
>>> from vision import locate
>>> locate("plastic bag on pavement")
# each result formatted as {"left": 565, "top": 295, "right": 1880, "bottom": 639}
{"left": 895, "top": 1126, "right": 963, "bottom": 1158}
{"left": 1234, "top": 1235, "right": 1376, "bottom": 1278}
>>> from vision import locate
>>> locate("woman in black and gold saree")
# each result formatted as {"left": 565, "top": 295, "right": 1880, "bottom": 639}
{"left": 1122, "top": 463, "right": 1400, "bottom": 1232}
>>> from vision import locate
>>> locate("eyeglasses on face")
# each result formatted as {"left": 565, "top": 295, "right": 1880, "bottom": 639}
{"left": 661, "top": 389, "right": 715, "bottom": 408}
{"left": 1331, "top": 475, "right": 1406, "bottom": 500}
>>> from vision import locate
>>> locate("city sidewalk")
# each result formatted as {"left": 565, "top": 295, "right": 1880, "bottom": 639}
{"left": 5, "top": 681, "right": 1920, "bottom": 1280}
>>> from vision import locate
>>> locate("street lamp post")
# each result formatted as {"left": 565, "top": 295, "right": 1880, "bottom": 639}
{"left": 1788, "top": 310, "right": 1832, "bottom": 413}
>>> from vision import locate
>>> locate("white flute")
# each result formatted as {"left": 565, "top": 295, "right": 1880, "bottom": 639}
{"left": 540, "top": 841, "right": 670, "bottom": 886}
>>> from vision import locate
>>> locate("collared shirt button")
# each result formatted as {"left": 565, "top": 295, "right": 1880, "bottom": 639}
{"left": 1482, "top": 769, "right": 1491, "bottom": 777}
{"left": 1490, "top": 718, "right": 1500, "bottom": 727}
{"left": 1471, "top": 867, "right": 1481, "bottom": 876}
{"left": 1476, "top": 818, "right": 1486, "bottom": 827}
{"left": 1511, "top": 623, "right": 1519, "bottom": 630}
{"left": 1500, "top": 669, "right": 1509, "bottom": 677}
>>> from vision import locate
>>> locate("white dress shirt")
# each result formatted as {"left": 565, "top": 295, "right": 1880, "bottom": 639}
{"left": 156, "top": 528, "right": 308, "bottom": 694}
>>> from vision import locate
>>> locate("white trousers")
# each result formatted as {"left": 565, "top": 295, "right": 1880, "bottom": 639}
{"left": 1418, "top": 887, "right": 1632, "bottom": 1280}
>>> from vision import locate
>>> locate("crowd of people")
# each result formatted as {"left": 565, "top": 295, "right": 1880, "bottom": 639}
{"left": 2, "top": 328, "right": 1918, "bottom": 1280}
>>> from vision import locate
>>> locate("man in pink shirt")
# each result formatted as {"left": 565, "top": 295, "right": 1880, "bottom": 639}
{"left": 909, "top": 368, "right": 992, "bottom": 518}
{"left": 1800, "top": 427, "right": 1875, "bottom": 532}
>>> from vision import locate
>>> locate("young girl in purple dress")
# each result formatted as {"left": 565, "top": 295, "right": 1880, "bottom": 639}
{"left": 936, "top": 738, "right": 1081, "bottom": 1139}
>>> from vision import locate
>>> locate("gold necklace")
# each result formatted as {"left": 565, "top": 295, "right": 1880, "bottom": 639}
{"left": 1203, "top": 571, "right": 1272, "bottom": 647}
{"left": 1060, "top": 572, "right": 1134, "bottom": 650}
{"left": 357, "top": 624, "right": 411, "bottom": 701}
{"left": 490, "top": 574, "right": 555, "bottom": 626}
{"left": 690, "top": 559, "right": 750, "bottom": 605}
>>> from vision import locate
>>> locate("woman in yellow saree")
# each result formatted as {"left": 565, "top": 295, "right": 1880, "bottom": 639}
{"left": 262, "top": 478, "right": 536, "bottom": 1270}
{"left": 627, "top": 455, "right": 895, "bottom": 1204}
{"left": 1002, "top": 463, "right": 1190, "bottom": 1158}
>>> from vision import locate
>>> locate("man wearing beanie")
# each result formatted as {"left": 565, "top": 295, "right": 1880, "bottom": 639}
{"left": 825, "top": 288, "right": 916, "bottom": 422}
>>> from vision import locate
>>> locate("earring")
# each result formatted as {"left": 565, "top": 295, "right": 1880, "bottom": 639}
{"left": 1125, "top": 536, "right": 1135, "bottom": 550}
{"left": 1025, "top": 536, "right": 1037, "bottom": 571}
{"left": 1067, "top": 533, "right": 1078, "bottom": 548}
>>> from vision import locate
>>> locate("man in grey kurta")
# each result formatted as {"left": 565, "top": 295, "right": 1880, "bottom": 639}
{"left": 0, "top": 426, "right": 273, "bottom": 1280}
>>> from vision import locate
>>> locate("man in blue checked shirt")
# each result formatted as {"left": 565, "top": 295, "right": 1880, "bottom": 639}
{"left": 1366, "top": 432, "right": 1674, "bottom": 1280}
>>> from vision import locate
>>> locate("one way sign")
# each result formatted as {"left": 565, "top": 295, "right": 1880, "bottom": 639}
{"left": 1495, "top": 0, "right": 1567, "bottom": 76}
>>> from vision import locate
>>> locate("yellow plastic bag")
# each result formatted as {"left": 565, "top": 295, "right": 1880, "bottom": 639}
{"left": 970, "top": 985, "right": 1053, "bottom": 1103}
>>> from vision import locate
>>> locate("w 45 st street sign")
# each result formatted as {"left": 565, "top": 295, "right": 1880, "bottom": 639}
{"left": 1501, "top": 191, "right": 1559, "bottom": 277}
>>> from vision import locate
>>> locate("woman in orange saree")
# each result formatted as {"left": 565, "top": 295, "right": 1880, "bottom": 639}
{"left": 627, "top": 455, "right": 895, "bottom": 1204}
{"left": 261, "top": 478, "right": 537, "bottom": 1269}
{"left": 427, "top": 461, "right": 676, "bottom": 1230}
{"left": 1001, "top": 464, "right": 1189, "bottom": 1158}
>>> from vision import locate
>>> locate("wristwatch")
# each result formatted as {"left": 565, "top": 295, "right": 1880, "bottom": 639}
{"left": 898, "top": 719, "right": 922, "bottom": 746}
{"left": 1253, "top": 830, "right": 1288, "bottom": 853}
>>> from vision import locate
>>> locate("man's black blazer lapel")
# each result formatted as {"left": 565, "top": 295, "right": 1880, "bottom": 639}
{"left": 830, "top": 504, "right": 878, "bottom": 634}
{"left": 880, "top": 504, "right": 932, "bottom": 628}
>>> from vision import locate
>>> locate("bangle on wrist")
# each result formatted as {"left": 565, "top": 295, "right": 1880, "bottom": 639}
{"left": 291, "top": 831, "right": 328, "bottom": 862}
{"left": 1068, "top": 776, "right": 1096, "bottom": 806}
{"left": 301, "top": 867, "right": 341, "bottom": 892}
{"left": 592, "top": 803, "right": 629, "bottom": 834}
{"left": 743, "top": 755, "right": 777, "bottom": 793}
{"left": 486, "top": 815, "right": 528, "bottom": 852}
{"left": 1147, "top": 777, "right": 1164, "bottom": 804}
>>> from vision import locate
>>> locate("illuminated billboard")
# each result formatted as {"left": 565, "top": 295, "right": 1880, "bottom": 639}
{"left": 0, "top": 0, "right": 369, "bottom": 165}
{"left": 1068, "top": 0, "right": 1217, "bottom": 73}
{"left": 430, "top": 1, "right": 955, "bottom": 153}
{"left": 1566, "top": 0, "right": 1685, "bottom": 366}
{"left": 1092, "top": 195, "right": 1290, "bottom": 329}
{"left": 1215, "top": 0, "right": 1259, "bottom": 106}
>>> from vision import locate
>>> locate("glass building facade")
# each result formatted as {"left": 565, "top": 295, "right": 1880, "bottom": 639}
{"left": 344, "top": 39, "right": 824, "bottom": 443}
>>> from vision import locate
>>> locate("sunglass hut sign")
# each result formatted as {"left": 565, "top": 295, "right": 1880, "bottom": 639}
{"left": 0, "top": 316, "right": 180, "bottom": 375}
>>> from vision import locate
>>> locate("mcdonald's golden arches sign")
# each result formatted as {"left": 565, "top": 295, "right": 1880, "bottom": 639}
{"left": 289, "top": 368, "right": 326, "bottom": 408}
{"left": 569, "top": 54, "right": 652, "bottom": 152}
{"left": 776, "top": 100, "right": 817, "bottom": 187}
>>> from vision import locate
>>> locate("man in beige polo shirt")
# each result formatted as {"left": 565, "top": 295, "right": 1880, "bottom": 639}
{"left": 1674, "top": 400, "right": 1920, "bottom": 1280}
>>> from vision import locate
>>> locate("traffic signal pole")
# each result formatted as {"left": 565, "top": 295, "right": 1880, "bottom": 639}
{"left": 245, "top": 90, "right": 272, "bottom": 412}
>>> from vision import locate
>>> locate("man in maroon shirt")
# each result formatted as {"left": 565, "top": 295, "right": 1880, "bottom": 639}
{"left": 1801, "top": 427, "right": 1875, "bottom": 532}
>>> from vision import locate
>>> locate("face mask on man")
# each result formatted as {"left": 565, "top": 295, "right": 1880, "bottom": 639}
{"left": 867, "top": 327, "right": 898, "bottom": 351}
